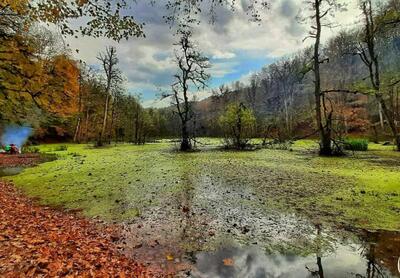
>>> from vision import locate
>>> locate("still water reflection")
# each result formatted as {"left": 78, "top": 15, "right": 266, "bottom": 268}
{"left": 191, "top": 241, "right": 398, "bottom": 278}
{"left": 188, "top": 228, "right": 400, "bottom": 278}
{"left": 0, "top": 167, "right": 23, "bottom": 177}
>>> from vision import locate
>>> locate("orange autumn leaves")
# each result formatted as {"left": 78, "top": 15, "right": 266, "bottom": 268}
{"left": 0, "top": 0, "right": 29, "bottom": 14}
{"left": 39, "top": 55, "right": 80, "bottom": 117}
{"left": 0, "top": 35, "right": 80, "bottom": 118}
{"left": 1, "top": 0, "right": 80, "bottom": 120}
{"left": 0, "top": 181, "right": 148, "bottom": 277}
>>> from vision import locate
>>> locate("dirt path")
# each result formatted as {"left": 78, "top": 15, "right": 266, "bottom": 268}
{"left": 0, "top": 181, "right": 152, "bottom": 277}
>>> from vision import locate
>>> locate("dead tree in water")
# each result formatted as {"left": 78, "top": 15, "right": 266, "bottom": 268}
{"left": 166, "top": 28, "right": 210, "bottom": 151}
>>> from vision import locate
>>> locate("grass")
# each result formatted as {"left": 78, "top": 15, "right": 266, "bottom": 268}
{"left": 344, "top": 139, "right": 369, "bottom": 151}
{"left": 6, "top": 140, "right": 400, "bottom": 231}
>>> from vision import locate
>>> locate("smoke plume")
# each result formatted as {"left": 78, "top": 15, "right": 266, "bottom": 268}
{"left": 1, "top": 125, "right": 33, "bottom": 148}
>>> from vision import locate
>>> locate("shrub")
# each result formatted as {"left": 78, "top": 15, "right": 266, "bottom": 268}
{"left": 219, "top": 103, "right": 256, "bottom": 150}
{"left": 263, "top": 139, "right": 293, "bottom": 151}
{"left": 23, "top": 146, "right": 40, "bottom": 153}
{"left": 54, "top": 145, "right": 68, "bottom": 151}
{"left": 344, "top": 139, "right": 368, "bottom": 151}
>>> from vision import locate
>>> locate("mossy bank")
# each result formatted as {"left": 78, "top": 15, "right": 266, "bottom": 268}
{"left": 6, "top": 140, "right": 400, "bottom": 231}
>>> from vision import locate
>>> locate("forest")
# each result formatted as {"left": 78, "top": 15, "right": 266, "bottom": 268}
{"left": 0, "top": 0, "right": 400, "bottom": 277}
{"left": 1, "top": 0, "right": 400, "bottom": 153}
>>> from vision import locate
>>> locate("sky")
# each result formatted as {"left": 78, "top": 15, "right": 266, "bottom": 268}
{"left": 65, "top": 0, "right": 362, "bottom": 108}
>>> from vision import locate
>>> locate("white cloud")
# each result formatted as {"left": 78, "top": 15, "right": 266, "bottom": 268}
{"left": 142, "top": 89, "right": 212, "bottom": 108}
{"left": 212, "top": 51, "right": 236, "bottom": 59}
{"left": 209, "top": 60, "right": 240, "bottom": 78}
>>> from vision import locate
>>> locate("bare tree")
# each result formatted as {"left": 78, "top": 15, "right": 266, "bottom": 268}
{"left": 97, "top": 46, "right": 122, "bottom": 146}
{"left": 356, "top": 0, "right": 400, "bottom": 151}
{"left": 246, "top": 74, "right": 258, "bottom": 112}
{"left": 212, "top": 84, "right": 230, "bottom": 103}
{"left": 73, "top": 68, "right": 84, "bottom": 143}
{"left": 166, "top": 28, "right": 210, "bottom": 151}
{"left": 302, "top": 0, "right": 344, "bottom": 155}
{"left": 267, "top": 58, "right": 303, "bottom": 137}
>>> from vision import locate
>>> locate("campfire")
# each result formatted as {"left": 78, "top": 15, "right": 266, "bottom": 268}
{"left": 1, "top": 125, "right": 32, "bottom": 155}
{"left": 1, "top": 144, "right": 21, "bottom": 155}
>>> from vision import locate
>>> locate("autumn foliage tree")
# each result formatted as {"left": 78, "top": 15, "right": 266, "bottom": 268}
{"left": 0, "top": 0, "right": 143, "bottom": 129}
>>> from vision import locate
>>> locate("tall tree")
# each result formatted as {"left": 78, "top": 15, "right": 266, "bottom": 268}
{"left": 166, "top": 28, "right": 210, "bottom": 151}
{"left": 302, "top": 0, "right": 343, "bottom": 155}
{"left": 246, "top": 74, "right": 258, "bottom": 112}
{"left": 356, "top": 0, "right": 400, "bottom": 151}
{"left": 96, "top": 46, "right": 121, "bottom": 145}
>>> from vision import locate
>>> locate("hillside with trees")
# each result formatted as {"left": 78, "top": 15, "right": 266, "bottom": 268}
{"left": 2, "top": 0, "right": 399, "bottom": 154}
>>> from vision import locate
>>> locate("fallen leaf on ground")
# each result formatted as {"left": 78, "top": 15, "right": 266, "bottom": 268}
{"left": 223, "top": 258, "right": 234, "bottom": 266}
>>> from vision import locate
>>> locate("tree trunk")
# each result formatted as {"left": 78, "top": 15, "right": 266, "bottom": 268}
{"left": 84, "top": 109, "right": 90, "bottom": 143}
{"left": 377, "top": 95, "right": 400, "bottom": 151}
{"left": 378, "top": 103, "right": 384, "bottom": 129}
{"left": 180, "top": 121, "right": 191, "bottom": 151}
{"left": 361, "top": 0, "right": 399, "bottom": 151}
{"left": 108, "top": 101, "right": 116, "bottom": 144}
{"left": 74, "top": 73, "right": 83, "bottom": 143}
{"left": 134, "top": 110, "right": 139, "bottom": 144}
{"left": 100, "top": 93, "right": 110, "bottom": 144}
{"left": 73, "top": 118, "right": 81, "bottom": 143}
{"left": 236, "top": 108, "right": 243, "bottom": 149}
{"left": 396, "top": 135, "right": 400, "bottom": 151}
{"left": 313, "top": 0, "right": 332, "bottom": 156}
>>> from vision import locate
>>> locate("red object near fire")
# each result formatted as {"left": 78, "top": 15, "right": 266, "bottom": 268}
{"left": 10, "top": 144, "right": 19, "bottom": 154}
{"left": 3, "top": 144, "right": 20, "bottom": 155}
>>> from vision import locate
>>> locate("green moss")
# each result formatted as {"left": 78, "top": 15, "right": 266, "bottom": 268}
{"left": 6, "top": 140, "right": 400, "bottom": 230}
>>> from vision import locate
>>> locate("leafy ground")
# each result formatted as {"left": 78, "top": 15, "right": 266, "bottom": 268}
{"left": 0, "top": 181, "right": 151, "bottom": 277}
{"left": 7, "top": 140, "right": 400, "bottom": 231}
{"left": 0, "top": 153, "right": 50, "bottom": 168}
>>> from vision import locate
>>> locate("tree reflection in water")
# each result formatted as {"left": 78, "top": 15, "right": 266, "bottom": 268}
{"left": 304, "top": 226, "right": 397, "bottom": 278}
{"left": 190, "top": 225, "right": 398, "bottom": 278}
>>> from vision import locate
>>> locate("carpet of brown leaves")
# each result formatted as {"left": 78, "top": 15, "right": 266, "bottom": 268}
{"left": 0, "top": 181, "right": 155, "bottom": 277}
{"left": 0, "top": 154, "right": 42, "bottom": 168}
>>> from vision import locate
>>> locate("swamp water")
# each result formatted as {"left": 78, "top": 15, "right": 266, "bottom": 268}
{"left": 3, "top": 147, "right": 399, "bottom": 277}
{"left": 0, "top": 167, "right": 24, "bottom": 177}
{"left": 118, "top": 173, "right": 400, "bottom": 277}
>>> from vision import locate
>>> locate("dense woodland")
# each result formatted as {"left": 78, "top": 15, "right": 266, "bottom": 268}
{"left": 1, "top": 0, "right": 399, "bottom": 154}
